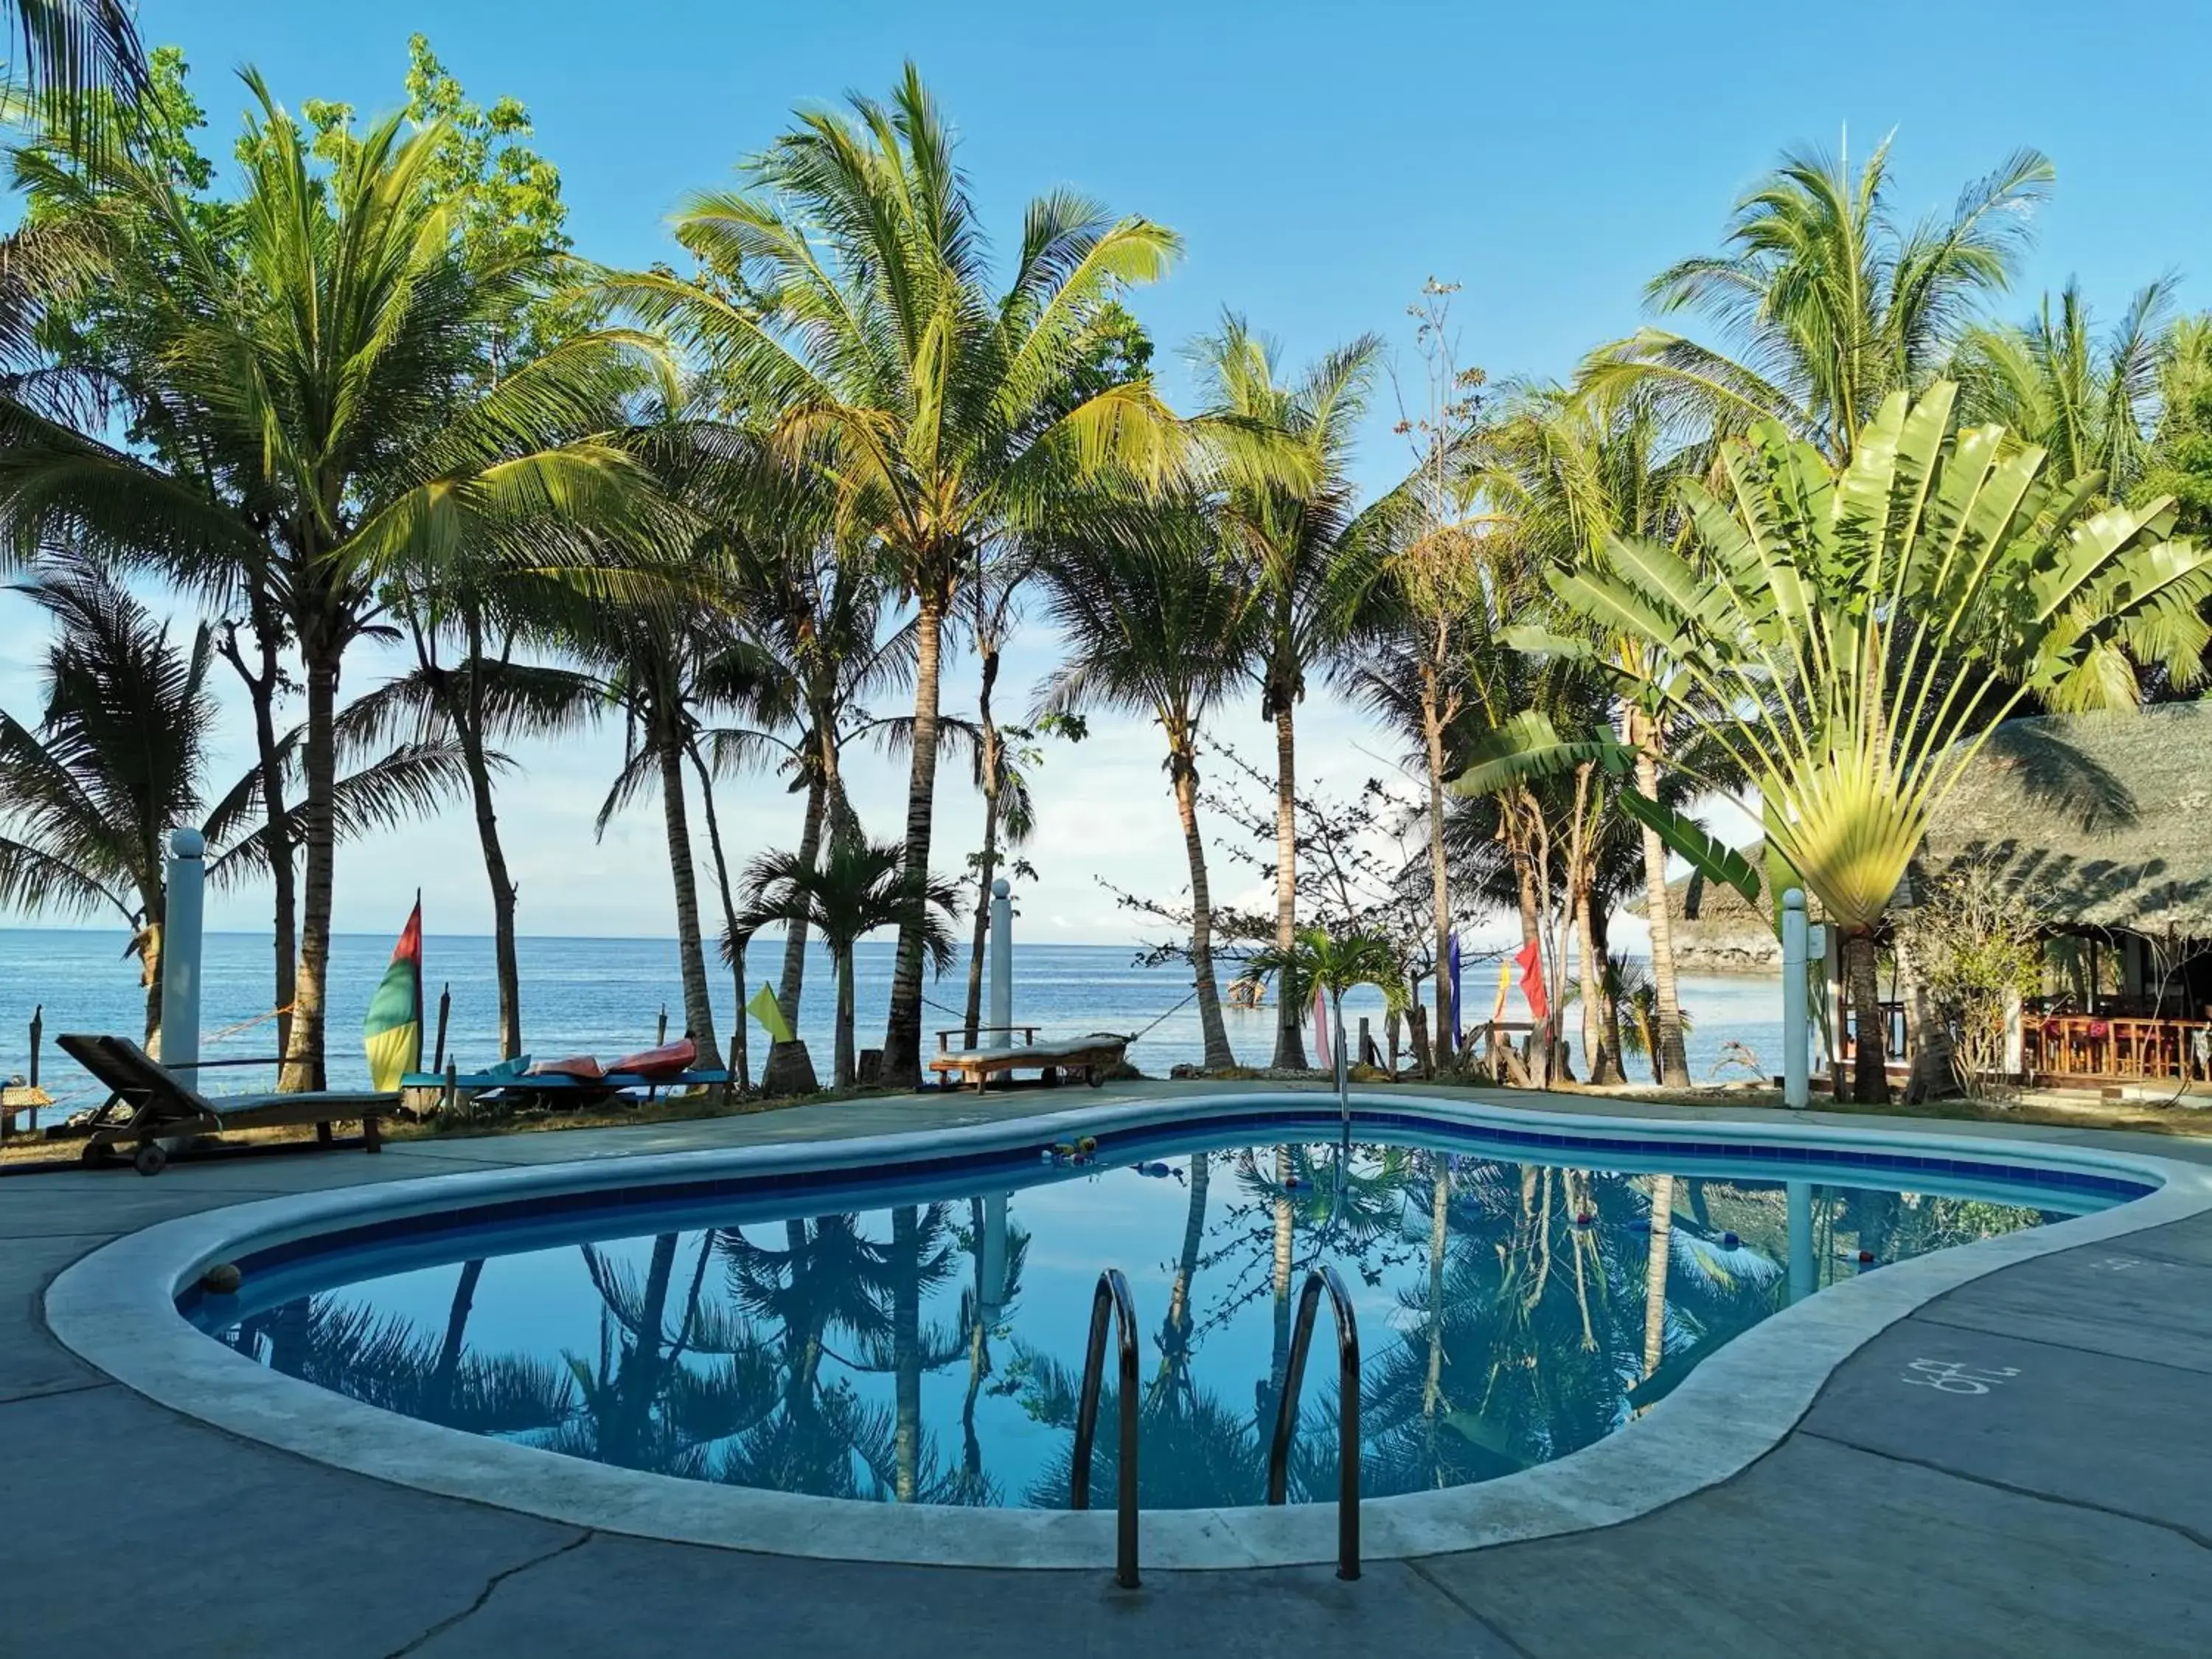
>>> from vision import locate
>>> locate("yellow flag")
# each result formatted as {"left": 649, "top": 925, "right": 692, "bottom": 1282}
{"left": 748, "top": 982, "right": 794, "bottom": 1044}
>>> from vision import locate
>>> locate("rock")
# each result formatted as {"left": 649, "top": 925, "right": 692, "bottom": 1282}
{"left": 856, "top": 1048, "right": 884, "bottom": 1086}
{"left": 761, "top": 1040, "right": 820, "bottom": 1096}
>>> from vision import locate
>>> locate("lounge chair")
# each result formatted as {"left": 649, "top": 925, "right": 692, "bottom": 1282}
{"left": 55, "top": 1034, "right": 394, "bottom": 1176}
{"left": 928, "top": 1028, "right": 1130, "bottom": 1093}
{"left": 398, "top": 1060, "right": 733, "bottom": 1110}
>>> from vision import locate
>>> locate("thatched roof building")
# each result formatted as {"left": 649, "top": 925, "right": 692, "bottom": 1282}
{"left": 1912, "top": 701, "right": 2212, "bottom": 937}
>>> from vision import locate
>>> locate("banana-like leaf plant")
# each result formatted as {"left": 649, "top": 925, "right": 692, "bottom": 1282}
{"left": 1541, "top": 381, "right": 2212, "bottom": 1101}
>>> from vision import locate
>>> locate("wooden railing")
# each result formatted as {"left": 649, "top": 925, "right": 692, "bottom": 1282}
{"left": 2025, "top": 1014, "right": 2212, "bottom": 1083}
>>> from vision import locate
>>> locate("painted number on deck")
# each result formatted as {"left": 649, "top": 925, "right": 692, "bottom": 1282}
{"left": 1900, "top": 1359, "right": 2021, "bottom": 1395}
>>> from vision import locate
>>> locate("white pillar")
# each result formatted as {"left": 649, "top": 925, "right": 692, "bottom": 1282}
{"left": 1787, "top": 1179, "right": 1815, "bottom": 1304}
{"left": 979, "top": 1192, "right": 1010, "bottom": 1319}
{"left": 1781, "top": 888, "right": 1809, "bottom": 1109}
{"left": 988, "top": 877, "right": 1013, "bottom": 1043}
{"left": 160, "top": 827, "right": 205, "bottom": 1076}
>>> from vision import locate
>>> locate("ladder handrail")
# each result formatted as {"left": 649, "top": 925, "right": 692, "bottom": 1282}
{"left": 1264, "top": 1263, "right": 1361, "bottom": 1580}
{"left": 1069, "top": 1266, "right": 1141, "bottom": 1588}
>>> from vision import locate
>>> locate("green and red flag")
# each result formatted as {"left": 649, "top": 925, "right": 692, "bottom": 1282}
{"left": 364, "top": 897, "right": 424, "bottom": 1091}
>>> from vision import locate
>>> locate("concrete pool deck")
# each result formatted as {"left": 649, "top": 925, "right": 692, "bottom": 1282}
{"left": 4, "top": 1082, "right": 2208, "bottom": 1657}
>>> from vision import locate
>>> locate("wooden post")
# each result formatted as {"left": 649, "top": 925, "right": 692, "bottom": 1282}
{"left": 656, "top": 1004, "right": 669, "bottom": 1046}
{"left": 443, "top": 1057, "right": 459, "bottom": 1116}
{"left": 28, "top": 1004, "right": 41, "bottom": 1091}
{"left": 432, "top": 984, "right": 452, "bottom": 1075}
{"left": 1357, "top": 1017, "right": 1374, "bottom": 1071}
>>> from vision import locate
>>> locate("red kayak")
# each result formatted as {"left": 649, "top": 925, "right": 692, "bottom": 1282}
{"left": 611, "top": 1038, "right": 697, "bottom": 1080}
{"left": 526, "top": 1054, "right": 608, "bottom": 1082}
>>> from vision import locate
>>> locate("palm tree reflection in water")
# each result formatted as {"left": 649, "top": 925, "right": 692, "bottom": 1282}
{"left": 226, "top": 1144, "right": 2067, "bottom": 1510}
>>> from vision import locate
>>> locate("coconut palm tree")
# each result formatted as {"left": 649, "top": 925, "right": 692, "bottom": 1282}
{"left": 1037, "top": 495, "right": 1256, "bottom": 1071}
{"left": 338, "top": 600, "right": 608, "bottom": 1060}
{"left": 1953, "top": 277, "right": 2176, "bottom": 499}
{"left": 0, "top": 77, "right": 672, "bottom": 1088}
{"left": 3, "top": 3, "right": 145, "bottom": 146}
{"left": 0, "top": 557, "right": 466, "bottom": 1046}
{"left": 732, "top": 837, "right": 961, "bottom": 1088}
{"left": 1540, "top": 383, "right": 2212, "bottom": 1100}
{"left": 1237, "top": 926, "right": 1408, "bottom": 1115}
{"left": 1584, "top": 139, "right": 2053, "bottom": 462}
{"left": 598, "top": 64, "right": 1183, "bottom": 1086}
{"left": 1194, "top": 316, "right": 1384, "bottom": 1068}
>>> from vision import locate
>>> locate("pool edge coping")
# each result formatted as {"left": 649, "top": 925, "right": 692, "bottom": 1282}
{"left": 41, "top": 1091, "right": 2212, "bottom": 1572}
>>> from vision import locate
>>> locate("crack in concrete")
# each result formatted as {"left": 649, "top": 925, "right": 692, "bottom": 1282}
{"left": 1399, "top": 1557, "right": 1538, "bottom": 1658}
{"left": 1798, "top": 1428, "right": 2212, "bottom": 1553}
{"left": 0, "top": 1378, "right": 112, "bottom": 1408}
{"left": 380, "top": 1528, "right": 595, "bottom": 1658}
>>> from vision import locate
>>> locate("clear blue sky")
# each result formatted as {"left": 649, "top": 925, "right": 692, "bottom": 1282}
{"left": 7, "top": 0, "right": 2211, "bottom": 945}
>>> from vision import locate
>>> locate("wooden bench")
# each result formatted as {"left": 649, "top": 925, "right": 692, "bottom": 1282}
{"left": 928, "top": 1029, "right": 1130, "bottom": 1093}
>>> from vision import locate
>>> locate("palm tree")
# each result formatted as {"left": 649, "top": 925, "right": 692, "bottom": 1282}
{"left": 733, "top": 836, "right": 961, "bottom": 1088}
{"left": 0, "top": 557, "right": 465, "bottom": 1046}
{"left": 1478, "top": 383, "right": 1712, "bottom": 1085}
{"left": 599, "top": 64, "right": 1182, "bottom": 1086}
{"left": 1195, "top": 316, "right": 1384, "bottom": 1068}
{"left": 0, "top": 78, "right": 670, "bottom": 1088}
{"left": 1037, "top": 495, "right": 1256, "bottom": 1071}
{"left": 1585, "top": 139, "right": 2053, "bottom": 462}
{"left": 339, "top": 599, "right": 608, "bottom": 1060}
{"left": 3, "top": 3, "right": 145, "bottom": 145}
{"left": 1540, "top": 383, "right": 2212, "bottom": 1101}
{"left": 1954, "top": 277, "right": 2175, "bottom": 498}
{"left": 1238, "top": 926, "right": 1408, "bottom": 1115}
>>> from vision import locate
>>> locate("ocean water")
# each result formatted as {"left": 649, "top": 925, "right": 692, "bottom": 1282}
{"left": 0, "top": 928, "right": 1781, "bottom": 1106}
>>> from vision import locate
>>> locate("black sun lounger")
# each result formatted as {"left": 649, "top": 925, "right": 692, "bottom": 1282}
{"left": 55, "top": 1034, "right": 395, "bottom": 1176}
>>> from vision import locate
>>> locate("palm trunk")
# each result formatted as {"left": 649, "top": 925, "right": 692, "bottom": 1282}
{"left": 140, "top": 919, "right": 163, "bottom": 1054}
{"left": 656, "top": 736, "right": 723, "bottom": 1071}
{"left": 686, "top": 742, "right": 749, "bottom": 1090}
{"left": 833, "top": 945, "right": 856, "bottom": 1088}
{"left": 882, "top": 590, "right": 946, "bottom": 1088}
{"left": 892, "top": 1205, "right": 922, "bottom": 1503}
{"left": 1270, "top": 702, "right": 1307, "bottom": 1069}
{"left": 1643, "top": 1172, "right": 1674, "bottom": 1379}
{"left": 282, "top": 627, "right": 338, "bottom": 1092}
{"left": 961, "top": 641, "right": 1004, "bottom": 1049}
{"left": 1424, "top": 680, "right": 1453, "bottom": 1064}
{"left": 1630, "top": 710, "right": 1691, "bottom": 1088}
{"left": 455, "top": 674, "right": 522, "bottom": 1060}
{"left": 777, "top": 772, "right": 827, "bottom": 1027}
{"left": 1575, "top": 881, "right": 1607, "bottom": 1083}
{"left": 432, "top": 1259, "right": 486, "bottom": 1417}
{"left": 1590, "top": 904, "right": 1625, "bottom": 1084}
{"left": 231, "top": 613, "right": 297, "bottom": 1065}
{"left": 1422, "top": 1158, "right": 1448, "bottom": 1419}
{"left": 1845, "top": 925, "right": 1888, "bottom": 1105}
{"left": 1170, "top": 745, "right": 1235, "bottom": 1071}
{"left": 1267, "top": 1144, "right": 1295, "bottom": 1420}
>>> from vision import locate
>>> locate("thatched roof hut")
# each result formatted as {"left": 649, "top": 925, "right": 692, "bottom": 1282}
{"left": 1912, "top": 701, "right": 2212, "bottom": 937}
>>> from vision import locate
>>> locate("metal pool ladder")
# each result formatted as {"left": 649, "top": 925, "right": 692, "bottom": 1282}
{"left": 1265, "top": 1264, "right": 1362, "bottom": 1579}
{"left": 1070, "top": 1267, "right": 1141, "bottom": 1588}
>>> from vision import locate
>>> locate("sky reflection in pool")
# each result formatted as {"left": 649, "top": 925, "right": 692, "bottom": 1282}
{"left": 207, "top": 1134, "right": 2088, "bottom": 1509}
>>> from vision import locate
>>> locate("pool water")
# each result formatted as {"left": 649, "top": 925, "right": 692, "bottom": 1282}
{"left": 198, "top": 1124, "right": 2096, "bottom": 1510}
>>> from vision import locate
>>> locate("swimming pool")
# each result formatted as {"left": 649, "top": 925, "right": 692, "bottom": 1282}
{"left": 183, "top": 1109, "right": 2121, "bottom": 1512}
{"left": 47, "top": 1092, "right": 2200, "bottom": 1569}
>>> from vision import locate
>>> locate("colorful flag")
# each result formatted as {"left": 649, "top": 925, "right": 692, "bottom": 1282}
{"left": 363, "top": 897, "right": 423, "bottom": 1091}
{"left": 748, "top": 981, "right": 794, "bottom": 1044}
{"left": 1312, "top": 980, "right": 1329, "bottom": 1062}
{"left": 1514, "top": 937, "right": 1549, "bottom": 1023}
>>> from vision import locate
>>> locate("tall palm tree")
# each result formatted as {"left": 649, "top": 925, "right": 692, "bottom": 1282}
{"left": 1194, "top": 316, "right": 1383, "bottom": 1068}
{"left": 733, "top": 836, "right": 961, "bottom": 1088}
{"left": 1479, "top": 383, "right": 1711, "bottom": 1085}
{"left": 1540, "top": 383, "right": 2212, "bottom": 1101}
{"left": 1585, "top": 139, "right": 2053, "bottom": 462}
{"left": 340, "top": 598, "right": 608, "bottom": 1060}
{"left": 599, "top": 65, "right": 1182, "bottom": 1085}
{"left": 0, "top": 77, "right": 670, "bottom": 1087}
{"left": 1954, "top": 277, "right": 2176, "bottom": 498}
{"left": 3, "top": 3, "right": 144, "bottom": 145}
{"left": 0, "top": 557, "right": 466, "bottom": 1046}
{"left": 1037, "top": 495, "right": 1256, "bottom": 1071}
{"left": 582, "top": 602, "right": 778, "bottom": 1075}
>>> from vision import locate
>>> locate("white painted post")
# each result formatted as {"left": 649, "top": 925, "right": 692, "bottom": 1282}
{"left": 1782, "top": 888, "right": 1809, "bottom": 1110}
{"left": 1787, "top": 1179, "right": 1815, "bottom": 1304}
{"left": 161, "top": 827, "right": 205, "bottom": 1076}
{"left": 988, "top": 878, "right": 1013, "bottom": 1044}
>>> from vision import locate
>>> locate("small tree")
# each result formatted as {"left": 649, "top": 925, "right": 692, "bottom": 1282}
{"left": 1896, "top": 866, "right": 2045, "bottom": 1101}
{"left": 1237, "top": 925, "right": 1409, "bottom": 1119}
